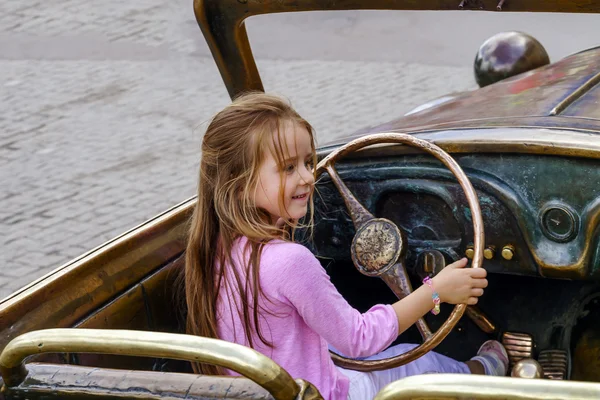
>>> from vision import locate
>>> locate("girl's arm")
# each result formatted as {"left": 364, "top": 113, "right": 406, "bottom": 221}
{"left": 269, "top": 244, "right": 486, "bottom": 358}
{"left": 391, "top": 284, "right": 438, "bottom": 335}
{"left": 270, "top": 243, "right": 399, "bottom": 358}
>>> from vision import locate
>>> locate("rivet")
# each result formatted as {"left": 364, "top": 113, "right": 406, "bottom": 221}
{"left": 465, "top": 247, "right": 474, "bottom": 259}
{"left": 484, "top": 246, "right": 495, "bottom": 260}
{"left": 502, "top": 245, "right": 515, "bottom": 260}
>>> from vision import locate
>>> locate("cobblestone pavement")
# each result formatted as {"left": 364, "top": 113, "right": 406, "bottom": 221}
{"left": 2, "top": 1, "right": 593, "bottom": 299}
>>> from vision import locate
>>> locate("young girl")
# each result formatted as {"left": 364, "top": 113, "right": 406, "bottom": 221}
{"left": 185, "top": 92, "right": 509, "bottom": 400}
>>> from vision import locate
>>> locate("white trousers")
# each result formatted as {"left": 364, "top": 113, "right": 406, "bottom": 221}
{"left": 336, "top": 343, "right": 470, "bottom": 400}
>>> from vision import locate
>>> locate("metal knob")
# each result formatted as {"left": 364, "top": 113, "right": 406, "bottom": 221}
{"left": 465, "top": 247, "right": 474, "bottom": 259}
{"left": 422, "top": 250, "right": 446, "bottom": 276}
{"left": 511, "top": 359, "right": 543, "bottom": 379}
{"left": 502, "top": 245, "right": 515, "bottom": 260}
{"left": 484, "top": 246, "right": 495, "bottom": 260}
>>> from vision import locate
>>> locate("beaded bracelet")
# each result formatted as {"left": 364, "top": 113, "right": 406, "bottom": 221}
{"left": 423, "top": 276, "right": 441, "bottom": 315}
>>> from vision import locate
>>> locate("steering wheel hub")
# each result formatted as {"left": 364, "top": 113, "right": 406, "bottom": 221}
{"left": 351, "top": 218, "right": 406, "bottom": 277}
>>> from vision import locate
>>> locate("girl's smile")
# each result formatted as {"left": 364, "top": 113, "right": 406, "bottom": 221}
{"left": 292, "top": 192, "right": 310, "bottom": 201}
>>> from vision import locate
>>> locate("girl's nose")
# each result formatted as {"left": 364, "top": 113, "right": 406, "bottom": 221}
{"left": 299, "top": 164, "right": 315, "bottom": 186}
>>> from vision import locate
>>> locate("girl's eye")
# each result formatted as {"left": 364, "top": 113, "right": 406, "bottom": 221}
{"left": 305, "top": 160, "right": 313, "bottom": 169}
{"left": 284, "top": 164, "right": 295, "bottom": 173}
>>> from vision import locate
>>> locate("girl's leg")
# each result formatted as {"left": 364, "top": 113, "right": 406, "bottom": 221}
{"left": 367, "top": 343, "right": 471, "bottom": 377}
{"left": 337, "top": 343, "right": 471, "bottom": 399}
{"left": 368, "top": 341, "right": 508, "bottom": 377}
{"left": 337, "top": 368, "right": 379, "bottom": 400}
{"left": 466, "top": 360, "right": 485, "bottom": 374}
{"left": 339, "top": 341, "right": 508, "bottom": 399}
{"left": 337, "top": 341, "right": 508, "bottom": 399}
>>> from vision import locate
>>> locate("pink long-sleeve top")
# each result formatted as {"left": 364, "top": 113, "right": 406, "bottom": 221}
{"left": 216, "top": 237, "right": 399, "bottom": 400}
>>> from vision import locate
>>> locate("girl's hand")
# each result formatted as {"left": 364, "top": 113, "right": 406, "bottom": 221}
{"left": 431, "top": 258, "right": 488, "bottom": 305}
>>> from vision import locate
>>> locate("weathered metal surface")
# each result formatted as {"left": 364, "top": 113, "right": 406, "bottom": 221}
{"left": 0, "top": 199, "right": 194, "bottom": 354}
{"left": 538, "top": 350, "right": 569, "bottom": 380}
{"left": 572, "top": 319, "right": 600, "bottom": 382}
{"left": 502, "top": 332, "right": 534, "bottom": 368}
{"left": 10, "top": 258, "right": 188, "bottom": 376}
{"left": 70, "top": 259, "right": 183, "bottom": 371}
{"left": 0, "top": 329, "right": 306, "bottom": 400}
{"left": 4, "top": 363, "right": 275, "bottom": 400}
{"left": 338, "top": 48, "right": 600, "bottom": 141}
{"left": 319, "top": 128, "right": 600, "bottom": 163}
{"left": 555, "top": 72, "right": 600, "bottom": 118}
{"left": 465, "top": 305, "right": 497, "bottom": 334}
{"left": 194, "top": 0, "right": 600, "bottom": 99}
{"left": 375, "top": 373, "right": 600, "bottom": 400}
{"left": 2, "top": 362, "right": 323, "bottom": 400}
{"left": 374, "top": 374, "right": 600, "bottom": 399}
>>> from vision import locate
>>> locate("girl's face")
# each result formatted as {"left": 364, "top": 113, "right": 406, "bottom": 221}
{"left": 255, "top": 121, "right": 315, "bottom": 225}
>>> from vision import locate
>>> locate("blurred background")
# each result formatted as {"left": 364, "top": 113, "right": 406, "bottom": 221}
{"left": 1, "top": 0, "right": 598, "bottom": 298}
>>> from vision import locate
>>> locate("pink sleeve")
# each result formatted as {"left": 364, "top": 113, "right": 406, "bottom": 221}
{"left": 264, "top": 242, "right": 399, "bottom": 358}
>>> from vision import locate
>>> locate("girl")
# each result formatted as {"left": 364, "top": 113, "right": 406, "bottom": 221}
{"left": 185, "top": 92, "right": 508, "bottom": 400}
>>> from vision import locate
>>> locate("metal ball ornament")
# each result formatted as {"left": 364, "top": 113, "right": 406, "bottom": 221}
{"left": 474, "top": 31, "right": 550, "bottom": 88}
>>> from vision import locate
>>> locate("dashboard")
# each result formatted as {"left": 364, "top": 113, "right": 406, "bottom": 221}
{"left": 311, "top": 152, "right": 600, "bottom": 280}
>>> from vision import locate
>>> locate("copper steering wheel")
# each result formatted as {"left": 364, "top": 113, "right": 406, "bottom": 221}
{"left": 315, "top": 132, "right": 485, "bottom": 372}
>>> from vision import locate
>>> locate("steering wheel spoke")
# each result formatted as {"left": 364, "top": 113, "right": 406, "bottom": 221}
{"left": 381, "top": 261, "right": 433, "bottom": 340}
{"left": 324, "top": 164, "right": 374, "bottom": 229}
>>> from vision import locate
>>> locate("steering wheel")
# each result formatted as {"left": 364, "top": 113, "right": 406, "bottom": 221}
{"left": 315, "top": 132, "right": 484, "bottom": 372}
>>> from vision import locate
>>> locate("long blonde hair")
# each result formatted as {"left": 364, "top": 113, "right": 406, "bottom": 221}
{"left": 185, "top": 92, "right": 316, "bottom": 375}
